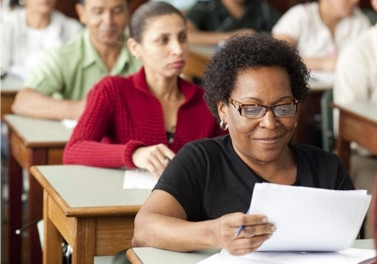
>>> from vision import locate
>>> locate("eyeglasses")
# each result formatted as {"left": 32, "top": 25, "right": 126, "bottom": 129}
{"left": 228, "top": 97, "right": 298, "bottom": 119}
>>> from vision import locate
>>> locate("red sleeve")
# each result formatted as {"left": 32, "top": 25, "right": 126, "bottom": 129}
{"left": 63, "top": 76, "right": 145, "bottom": 168}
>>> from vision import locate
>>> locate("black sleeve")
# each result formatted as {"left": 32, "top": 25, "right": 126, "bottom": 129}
{"left": 154, "top": 142, "right": 208, "bottom": 221}
{"left": 186, "top": 1, "right": 211, "bottom": 30}
{"left": 334, "top": 155, "right": 355, "bottom": 190}
{"left": 261, "top": 0, "right": 281, "bottom": 31}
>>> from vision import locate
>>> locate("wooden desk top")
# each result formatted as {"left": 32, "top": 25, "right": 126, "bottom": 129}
{"left": 4, "top": 114, "right": 72, "bottom": 147}
{"left": 127, "top": 248, "right": 220, "bottom": 264}
{"left": 31, "top": 165, "right": 151, "bottom": 217}
{"left": 334, "top": 102, "right": 377, "bottom": 123}
{"left": 189, "top": 44, "right": 216, "bottom": 57}
{"left": 127, "top": 240, "right": 374, "bottom": 264}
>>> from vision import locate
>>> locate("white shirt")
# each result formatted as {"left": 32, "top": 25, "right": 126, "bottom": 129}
{"left": 272, "top": 2, "right": 370, "bottom": 58}
{"left": 0, "top": 8, "right": 83, "bottom": 80}
{"left": 333, "top": 24, "right": 377, "bottom": 137}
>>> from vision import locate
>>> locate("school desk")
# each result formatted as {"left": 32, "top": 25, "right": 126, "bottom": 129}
{"left": 4, "top": 114, "right": 73, "bottom": 264}
{"left": 126, "top": 239, "right": 374, "bottom": 264}
{"left": 334, "top": 102, "right": 377, "bottom": 171}
{"left": 30, "top": 165, "right": 151, "bottom": 264}
{"left": 0, "top": 75, "right": 22, "bottom": 119}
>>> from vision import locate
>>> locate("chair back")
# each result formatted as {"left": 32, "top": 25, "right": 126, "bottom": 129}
{"left": 320, "top": 88, "right": 335, "bottom": 152}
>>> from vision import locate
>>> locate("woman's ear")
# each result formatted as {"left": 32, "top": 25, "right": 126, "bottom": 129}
{"left": 75, "top": 3, "right": 86, "bottom": 25}
{"left": 217, "top": 100, "right": 227, "bottom": 121}
{"left": 127, "top": 38, "right": 141, "bottom": 60}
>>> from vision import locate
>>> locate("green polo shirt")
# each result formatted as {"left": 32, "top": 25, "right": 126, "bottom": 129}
{"left": 24, "top": 29, "right": 141, "bottom": 100}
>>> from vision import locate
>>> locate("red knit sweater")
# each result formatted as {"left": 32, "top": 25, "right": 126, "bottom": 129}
{"left": 63, "top": 68, "right": 224, "bottom": 168}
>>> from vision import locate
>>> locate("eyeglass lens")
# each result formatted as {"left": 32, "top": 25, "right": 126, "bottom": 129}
{"left": 242, "top": 103, "right": 296, "bottom": 118}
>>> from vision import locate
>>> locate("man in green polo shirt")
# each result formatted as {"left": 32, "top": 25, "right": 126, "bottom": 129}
{"left": 12, "top": 0, "right": 141, "bottom": 120}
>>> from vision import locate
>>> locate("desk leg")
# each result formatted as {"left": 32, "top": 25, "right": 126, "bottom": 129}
{"left": 44, "top": 192, "right": 62, "bottom": 264}
{"left": 7, "top": 141, "right": 22, "bottom": 264}
{"left": 72, "top": 218, "right": 95, "bottom": 264}
{"left": 28, "top": 149, "right": 47, "bottom": 264}
{"left": 337, "top": 113, "right": 351, "bottom": 172}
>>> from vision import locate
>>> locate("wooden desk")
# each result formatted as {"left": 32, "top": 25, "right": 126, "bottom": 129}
{"left": 0, "top": 75, "right": 23, "bottom": 119}
{"left": 334, "top": 102, "right": 377, "bottom": 171}
{"left": 31, "top": 165, "right": 150, "bottom": 264}
{"left": 4, "top": 114, "right": 73, "bottom": 264}
{"left": 126, "top": 240, "right": 374, "bottom": 264}
{"left": 295, "top": 81, "right": 332, "bottom": 146}
{"left": 182, "top": 45, "right": 215, "bottom": 82}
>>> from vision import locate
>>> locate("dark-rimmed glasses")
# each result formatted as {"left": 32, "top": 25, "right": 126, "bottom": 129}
{"left": 228, "top": 97, "right": 298, "bottom": 119}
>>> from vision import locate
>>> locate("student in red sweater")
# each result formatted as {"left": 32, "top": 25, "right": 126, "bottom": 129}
{"left": 63, "top": 1, "right": 225, "bottom": 177}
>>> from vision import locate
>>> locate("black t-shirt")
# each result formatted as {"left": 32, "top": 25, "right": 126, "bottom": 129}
{"left": 186, "top": 0, "right": 281, "bottom": 32}
{"left": 154, "top": 135, "right": 354, "bottom": 221}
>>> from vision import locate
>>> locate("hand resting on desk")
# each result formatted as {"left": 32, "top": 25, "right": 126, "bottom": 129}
{"left": 132, "top": 144, "right": 175, "bottom": 178}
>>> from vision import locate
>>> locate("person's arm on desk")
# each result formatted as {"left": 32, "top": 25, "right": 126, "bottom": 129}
{"left": 273, "top": 34, "right": 337, "bottom": 71}
{"left": 301, "top": 55, "right": 337, "bottom": 71}
{"left": 186, "top": 20, "right": 254, "bottom": 46}
{"left": 132, "top": 190, "right": 274, "bottom": 256}
{"left": 11, "top": 88, "right": 85, "bottom": 120}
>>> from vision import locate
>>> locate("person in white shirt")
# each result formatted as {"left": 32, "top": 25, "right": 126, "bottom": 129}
{"left": 334, "top": 2, "right": 377, "bottom": 108}
{"left": 272, "top": 0, "right": 370, "bottom": 72}
{"left": 333, "top": 0, "right": 377, "bottom": 238}
{"left": 1, "top": 0, "right": 83, "bottom": 80}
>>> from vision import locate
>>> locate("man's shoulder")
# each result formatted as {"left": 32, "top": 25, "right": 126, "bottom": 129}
{"left": 48, "top": 31, "right": 86, "bottom": 56}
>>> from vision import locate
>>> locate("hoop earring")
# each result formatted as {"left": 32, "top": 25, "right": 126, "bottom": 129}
{"left": 220, "top": 120, "right": 228, "bottom": 131}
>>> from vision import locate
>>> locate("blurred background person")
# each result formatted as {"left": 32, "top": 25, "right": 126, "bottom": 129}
{"left": 63, "top": 2, "right": 225, "bottom": 177}
{"left": 11, "top": 0, "right": 140, "bottom": 121}
{"left": 272, "top": 0, "right": 370, "bottom": 73}
{"left": 333, "top": 0, "right": 377, "bottom": 238}
{"left": 1, "top": 0, "right": 83, "bottom": 80}
{"left": 185, "top": 0, "right": 280, "bottom": 46}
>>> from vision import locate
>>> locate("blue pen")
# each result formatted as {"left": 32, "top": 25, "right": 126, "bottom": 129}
{"left": 235, "top": 208, "right": 250, "bottom": 237}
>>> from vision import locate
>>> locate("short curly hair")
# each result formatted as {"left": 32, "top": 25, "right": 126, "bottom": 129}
{"left": 203, "top": 33, "right": 310, "bottom": 121}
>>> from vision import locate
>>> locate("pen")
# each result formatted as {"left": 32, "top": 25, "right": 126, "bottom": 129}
{"left": 235, "top": 208, "right": 250, "bottom": 237}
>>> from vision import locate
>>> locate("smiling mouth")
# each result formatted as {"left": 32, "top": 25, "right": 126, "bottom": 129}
{"left": 255, "top": 135, "right": 282, "bottom": 143}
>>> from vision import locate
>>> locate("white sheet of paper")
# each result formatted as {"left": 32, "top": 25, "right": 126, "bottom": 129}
{"left": 249, "top": 183, "right": 371, "bottom": 251}
{"left": 123, "top": 169, "right": 157, "bottom": 189}
{"left": 198, "top": 248, "right": 376, "bottom": 264}
{"left": 61, "top": 119, "right": 77, "bottom": 129}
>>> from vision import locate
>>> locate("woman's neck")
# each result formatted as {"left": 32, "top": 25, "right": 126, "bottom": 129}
{"left": 145, "top": 70, "right": 181, "bottom": 101}
{"left": 145, "top": 69, "right": 185, "bottom": 132}
{"left": 242, "top": 146, "right": 297, "bottom": 185}
{"left": 26, "top": 10, "right": 51, "bottom": 29}
{"left": 319, "top": 3, "right": 341, "bottom": 36}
